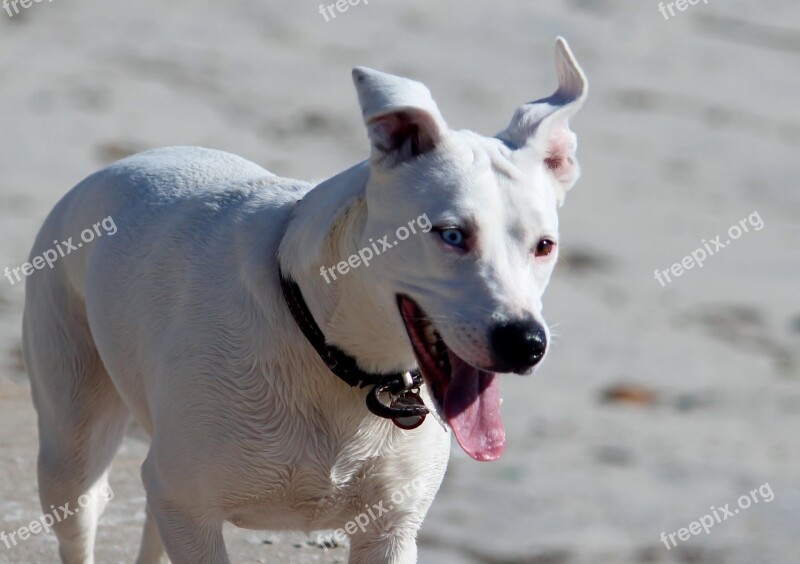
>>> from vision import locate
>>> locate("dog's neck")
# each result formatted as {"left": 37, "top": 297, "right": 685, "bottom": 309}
{"left": 278, "top": 161, "right": 417, "bottom": 376}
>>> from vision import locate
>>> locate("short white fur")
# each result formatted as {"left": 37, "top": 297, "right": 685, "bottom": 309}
{"left": 23, "top": 37, "right": 587, "bottom": 564}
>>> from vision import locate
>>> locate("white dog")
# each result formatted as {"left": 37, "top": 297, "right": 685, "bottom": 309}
{"left": 22, "top": 38, "right": 587, "bottom": 564}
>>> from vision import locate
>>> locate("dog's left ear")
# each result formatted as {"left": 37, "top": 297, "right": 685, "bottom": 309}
{"left": 498, "top": 37, "right": 588, "bottom": 205}
{"left": 352, "top": 67, "right": 448, "bottom": 167}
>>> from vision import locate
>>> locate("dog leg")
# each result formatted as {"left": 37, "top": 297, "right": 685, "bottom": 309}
{"left": 33, "top": 374, "right": 129, "bottom": 564}
{"left": 24, "top": 285, "right": 130, "bottom": 564}
{"left": 348, "top": 528, "right": 419, "bottom": 564}
{"left": 141, "top": 455, "right": 229, "bottom": 564}
{"left": 135, "top": 506, "right": 170, "bottom": 564}
{"left": 144, "top": 498, "right": 228, "bottom": 564}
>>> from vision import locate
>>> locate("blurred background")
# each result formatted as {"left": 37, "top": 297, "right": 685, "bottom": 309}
{"left": 1, "top": 1, "right": 798, "bottom": 563}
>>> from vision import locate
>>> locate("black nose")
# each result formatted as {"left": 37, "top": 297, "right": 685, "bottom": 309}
{"left": 490, "top": 319, "right": 547, "bottom": 372}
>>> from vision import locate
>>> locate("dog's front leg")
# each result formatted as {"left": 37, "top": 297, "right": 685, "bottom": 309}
{"left": 348, "top": 527, "right": 419, "bottom": 564}
{"left": 144, "top": 494, "right": 229, "bottom": 564}
{"left": 142, "top": 456, "right": 230, "bottom": 564}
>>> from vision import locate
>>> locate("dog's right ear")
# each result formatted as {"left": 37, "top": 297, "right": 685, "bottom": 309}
{"left": 352, "top": 67, "right": 448, "bottom": 167}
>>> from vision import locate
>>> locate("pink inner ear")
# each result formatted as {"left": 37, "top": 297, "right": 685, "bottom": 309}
{"left": 543, "top": 125, "right": 578, "bottom": 184}
{"left": 544, "top": 155, "right": 563, "bottom": 170}
{"left": 368, "top": 109, "right": 438, "bottom": 161}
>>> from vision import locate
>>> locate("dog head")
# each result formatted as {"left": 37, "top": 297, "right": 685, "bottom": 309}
{"left": 344, "top": 38, "right": 587, "bottom": 460}
{"left": 280, "top": 38, "right": 587, "bottom": 461}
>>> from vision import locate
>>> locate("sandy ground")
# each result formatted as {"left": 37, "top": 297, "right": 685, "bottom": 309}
{"left": 1, "top": 1, "right": 799, "bottom": 562}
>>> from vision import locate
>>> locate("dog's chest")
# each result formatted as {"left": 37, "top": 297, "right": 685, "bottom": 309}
{"left": 216, "top": 405, "right": 398, "bottom": 529}
{"left": 212, "top": 362, "right": 444, "bottom": 531}
{"left": 224, "top": 446, "right": 386, "bottom": 532}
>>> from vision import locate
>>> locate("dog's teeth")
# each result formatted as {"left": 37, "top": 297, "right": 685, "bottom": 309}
{"left": 423, "top": 324, "right": 437, "bottom": 346}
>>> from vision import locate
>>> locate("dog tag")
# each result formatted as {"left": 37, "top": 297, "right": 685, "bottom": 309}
{"left": 390, "top": 392, "right": 426, "bottom": 430}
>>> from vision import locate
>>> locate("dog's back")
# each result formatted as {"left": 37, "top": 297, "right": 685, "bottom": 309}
{"left": 24, "top": 145, "right": 288, "bottom": 413}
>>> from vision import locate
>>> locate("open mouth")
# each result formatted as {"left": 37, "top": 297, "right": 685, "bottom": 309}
{"left": 397, "top": 295, "right": 505, "bottom": 461}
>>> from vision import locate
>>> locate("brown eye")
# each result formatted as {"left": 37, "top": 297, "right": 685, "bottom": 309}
{"left": 534, "top": 238, "right": 556, "bottom": 258}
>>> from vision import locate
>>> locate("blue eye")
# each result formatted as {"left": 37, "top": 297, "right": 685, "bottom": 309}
{"left": 439, "top": 228, "right": 465, "bottom": 248}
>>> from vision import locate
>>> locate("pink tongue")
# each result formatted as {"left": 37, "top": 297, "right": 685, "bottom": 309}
{"left": 444, "top": 353, "right": 506, "bottom": 461}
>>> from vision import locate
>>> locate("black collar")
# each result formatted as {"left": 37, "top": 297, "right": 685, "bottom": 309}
{"left": 279, "top": 271, "right": 429, "bottom": 429}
